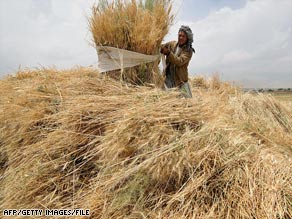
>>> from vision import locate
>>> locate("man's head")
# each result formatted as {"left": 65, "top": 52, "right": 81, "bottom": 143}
{"left": 178, "top": 25, "right": 194, "bottom": 48}
{"left": 178, "top": 31, "right": 188, "bottom": 46}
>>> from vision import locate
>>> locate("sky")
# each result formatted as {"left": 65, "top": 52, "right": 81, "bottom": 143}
{"left": 0, "top": 0, "right": 292, "bottom": 88}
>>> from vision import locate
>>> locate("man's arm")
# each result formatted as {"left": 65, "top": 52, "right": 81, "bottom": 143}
{"left": 161, "top": 41, "right": 176, "bottom": 53}
{"left": 168, "top": 50, "right": 192, "bottom": 67}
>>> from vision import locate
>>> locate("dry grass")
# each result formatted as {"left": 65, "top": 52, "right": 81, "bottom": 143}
{"left": 89, "top": 0, "right": 173, "bottom": 86}
{"left": 0, "top": 68, "right": 291, "bottom": 218}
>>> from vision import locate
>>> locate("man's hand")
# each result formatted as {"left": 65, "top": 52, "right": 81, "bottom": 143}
{"left": 160, "top": 46, "right": 170, "bottom": 55}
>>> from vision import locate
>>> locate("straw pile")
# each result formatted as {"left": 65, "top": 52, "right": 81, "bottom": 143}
{"left": 0, "top": 68, "right": 291, "bottom": 218}
{"left": 89, "top": 0, "right": 173, "bottom": 85}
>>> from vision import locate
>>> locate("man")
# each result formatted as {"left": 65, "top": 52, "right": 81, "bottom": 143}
{"left": 160, "top": 25, "right": 195, "bottom": 98}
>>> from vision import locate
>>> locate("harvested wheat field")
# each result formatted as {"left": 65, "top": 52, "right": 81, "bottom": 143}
{"left": 0, "top": 0, "right": 291, "bottom": 218}
{"left": 0, "top": 67, "right": 291, "bottom": 219}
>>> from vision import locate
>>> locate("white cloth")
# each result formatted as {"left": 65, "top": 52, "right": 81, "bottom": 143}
{"left": 96, "top": 46, "right": 160, "bottom": 73}
{"left": 180, "top": 82, "right": 192, "bottom": 98}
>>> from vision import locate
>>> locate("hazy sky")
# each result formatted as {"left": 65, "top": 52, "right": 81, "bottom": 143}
{"left": 0, "top": 0, "right": 292, "bottom": 88}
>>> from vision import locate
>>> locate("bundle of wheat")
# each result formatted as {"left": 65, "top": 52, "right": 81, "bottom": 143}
{"left": 89, "top": 0, "right": 173, "bottom": 86}
{"left": 0, "top": 68, "right": 291, "bottom": 218}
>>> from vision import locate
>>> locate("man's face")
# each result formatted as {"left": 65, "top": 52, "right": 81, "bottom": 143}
{"left": 178, "top": 31, "right": 187, "bottom": 46}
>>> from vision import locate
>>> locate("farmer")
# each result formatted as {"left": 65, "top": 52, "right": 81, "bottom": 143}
{"left": 160, "top": 25, "right": 195, "bottom": 98}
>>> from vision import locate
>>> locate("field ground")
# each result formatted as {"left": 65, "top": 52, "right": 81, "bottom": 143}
{"left": 271, "top": 91, "right": 292, "bottom": 102}
{"left": 245, "top": 89, "right": 292, "bottom": 102}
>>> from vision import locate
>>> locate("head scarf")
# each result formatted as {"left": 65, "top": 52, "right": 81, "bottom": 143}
{"left": 179, "top": 25, "right": 195, "bottom": 53}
